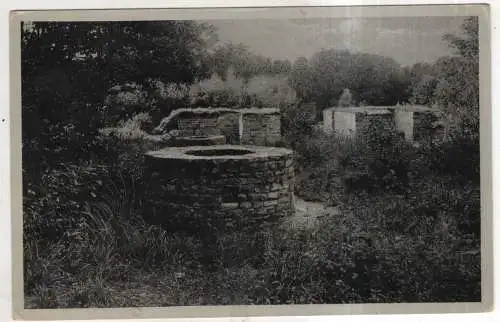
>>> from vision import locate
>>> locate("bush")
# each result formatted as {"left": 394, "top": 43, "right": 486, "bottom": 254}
{"left": 239, "top": 173, "right": 480, "bottom": 304}
{"left": 280, "top": 102, "right": 316, "bottom": 151}
{"left": 339, "top": 118, "right": 414, "bottom": 194}
{"left": 428, "top": 135, "right": 479, "bottom": 183}
{"left": 23, "top": 134, "right": 209, "bottom": 305}
{"left": 290, "top": 116, "right": 415, "bottom": 202}
{"left": 23, "top": 130, "right": 153, "bottom": 293}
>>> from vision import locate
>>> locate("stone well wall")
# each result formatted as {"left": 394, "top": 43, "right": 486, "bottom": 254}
{"left": 144, "top": 145, "right": 295, "bottom": 235}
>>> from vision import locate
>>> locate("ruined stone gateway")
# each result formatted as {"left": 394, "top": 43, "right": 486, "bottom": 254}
{"left": 144, "top": 145, "right": 295, "bottom": 235}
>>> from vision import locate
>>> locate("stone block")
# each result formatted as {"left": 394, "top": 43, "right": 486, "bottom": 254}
{"left": 267, "top": 192, "right": 279, "bottom": 199}
{"left": 221, "top": 202, "right": 239, "bottom": 210}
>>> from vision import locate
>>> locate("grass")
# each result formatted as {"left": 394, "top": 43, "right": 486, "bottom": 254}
{"left": 25, "top": 177, "right": 480, "bottom": 308}
{"left": 23, "top": 166, "right": 480, "bottom": 307}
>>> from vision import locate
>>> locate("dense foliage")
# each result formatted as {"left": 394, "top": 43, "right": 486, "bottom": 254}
{"left": 287, "top": 50, "right": 413, "bottom": 109}
{"left": 211, "top": 42, "right": 292, "bottom": 82}
{"left": 22, "top": 21, "right": 217, "bottom": 167}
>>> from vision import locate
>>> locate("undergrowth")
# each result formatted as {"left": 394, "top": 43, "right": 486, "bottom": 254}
{"left": 24, "top": 110, "right": 481, "bottom": 308}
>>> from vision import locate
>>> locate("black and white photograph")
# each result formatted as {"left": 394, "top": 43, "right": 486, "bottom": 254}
{"left": 12, "top": 4, "right": 491, "bottom": 317}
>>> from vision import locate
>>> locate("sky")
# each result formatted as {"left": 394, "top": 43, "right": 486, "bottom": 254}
{"left": 205, "top": 16, "right": 468, "bottom": 67}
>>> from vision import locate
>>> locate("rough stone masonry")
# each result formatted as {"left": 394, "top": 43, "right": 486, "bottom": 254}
{"left": 154, "top": 107, "right": 282, "bottom": 146}
{"left": 322, "top": 105, "right": 442, "bottom": 142}
{"left": 143, "top": 145, "right": 295, "bottom": 236}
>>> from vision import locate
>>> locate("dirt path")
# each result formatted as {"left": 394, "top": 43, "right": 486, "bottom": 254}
{"left": 282, "top": 197, "right": 338, "bottom": 230}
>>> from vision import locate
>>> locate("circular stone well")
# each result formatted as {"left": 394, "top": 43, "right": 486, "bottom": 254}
{"left": 170, "top": 135, "right": 226, "bottom": 147}
{"left": 144, "top": 145, "right": 295, "bottom": 234}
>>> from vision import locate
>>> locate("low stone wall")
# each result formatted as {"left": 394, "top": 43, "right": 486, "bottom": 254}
{"left": 154, "top": 107, "right": 282, "bottom": 147}
{"left": 356, "top": 112, "right": 394, "bottom": 138}
{"left": 177, "top": 115, "right": 219, "bottom": 137}
{"left": 144, "top": 145, "right": 295, "bottom": 235}
{"left": 241, "top": 112, "right": 281, "bottom": 146}
{"left": 322, "top": 108, "right": 334, "bottom": 134}
{"left": 334, "top": 111, "right": 357, "bottom": 137}
{"left": 393, "top": 110, "right": 414, "bottom": 141}
{"left": 323, "top": 106, "right": 441, "bottom": 142}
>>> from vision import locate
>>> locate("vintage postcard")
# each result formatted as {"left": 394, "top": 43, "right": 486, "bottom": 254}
{"left": 9, "top": 3, "right": 492, "bottom": 320}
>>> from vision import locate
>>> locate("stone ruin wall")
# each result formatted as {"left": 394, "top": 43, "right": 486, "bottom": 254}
{"left": 240, "top": 113, "right": 281, "bottom": 146}
{"left": 333, "top": 111, "right": 356, "bottom": 137}
{"left": 356, "top": 113, "right": 394, "bottom": 139}
{"left": 177, "top": 115, "right": 220, "bottom": 137}
{"left": 393, "top": 110, "right": 414, "bottom": 141}
{"left": 175, "top": 108, "right": 281, "bottom": 146}
{"left": 144, "top": 146, "right": 295, "bottom": 235}
{"left": 323, "top": 107, "right": 442, "bottom": 142}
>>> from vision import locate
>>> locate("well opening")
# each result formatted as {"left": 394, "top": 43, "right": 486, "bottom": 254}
{"left": 185, "top": 148, "right": 254, "bottom": 157}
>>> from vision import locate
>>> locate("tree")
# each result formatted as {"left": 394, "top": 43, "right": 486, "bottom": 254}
{"left": 289, "top": 56, "right": 314, "bottom": 101}
{"left": 443, "top": 16, "right": 478, "bottom": 61}
{"left": 293, "top": 49, "right": 405, "bottom": 109}
{"left": 271, "top": 59, "right": 292, "bottom": 75}
{"left": 408, "top": 62, "right": 437, "bottom": 81}
{"left": 21, "top": 21, "right": 217, "bottom": 165}
{"left": 409, "top": 74, "right": 438, "bottom": 105}
{"left": 210, "top": 42, "right": 277, "bottom": 83}
{"left": 434, "top": 16, "right": 479, "bottom": 138}
{"left": 427, "top": 16, "right": 480, "bottom": 181}
{"left": 382, "top": 69, "right": 413, "bottom": 105}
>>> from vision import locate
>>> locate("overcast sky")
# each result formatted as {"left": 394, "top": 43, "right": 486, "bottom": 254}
{"left": 205, "top": 16, "right": 467, "bottom": 67}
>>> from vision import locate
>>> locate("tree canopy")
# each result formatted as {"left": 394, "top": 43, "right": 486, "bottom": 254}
{"left": 21, "top": 21, "right": 218, "bottom": 164}
{"left": 21, "top": 16, "right": 480, "bottom": 166}
{"left": 288, "top": 49, "right": 412, "bottom": 109}
{"left": 210, "top": 42, "right": 292, "bottom": 83}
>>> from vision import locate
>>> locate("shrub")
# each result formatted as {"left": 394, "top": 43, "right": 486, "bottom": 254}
{"left": 104, "top": 86, "right": 151, "bottom": 126}
{"left": 335, "top": 179, "right": 480, "bottom": 301}
{"left": 243, "top": 174, "right": 480, "bottom": 304}
{"left": 245, "top": 74, "right": 297, "bottom": 108}
{"left": 23, "top": 130, "right": 154, "bottom": 295}
{"left": 280, "top": 102, "right": 315, "bottom": 151}
{"left": 23, "top": 135, "right": 207, "bottom": 304}
{"left": 23, "top": 163, "right": 110, "bottom": 242}
{"left": 429, "top": 134, "right": 479, "bottom": 183}
{"left": 290, "top": 116, "right": 414, "bottom": 202}
{"left": 339, "top": 118, "right": 414, "bottom": 193}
